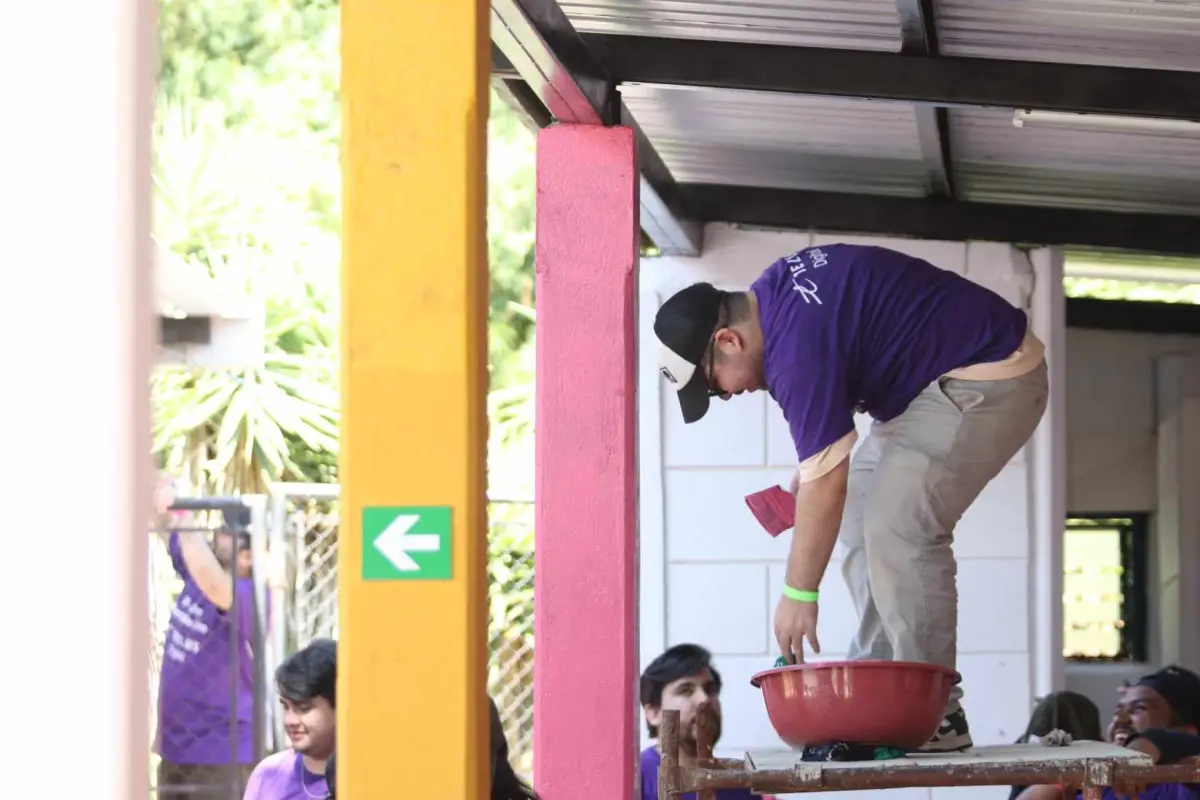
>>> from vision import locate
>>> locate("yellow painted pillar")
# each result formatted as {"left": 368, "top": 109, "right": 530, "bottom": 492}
{"left": 339, "top": 1, "right": 490, "bottom": 797}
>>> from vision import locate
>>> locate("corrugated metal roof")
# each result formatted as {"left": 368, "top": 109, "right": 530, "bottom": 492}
{"left": 552, "top": 0, "right": 1200, "bottom": 219}
{"left": 950, "top": 107, "right": 1200, "bottom": 214}
{"left": 623, "top": 84, "right": 928, "bottom": 195}
{"left": 562, "top": 0, "right": 902, "bottom": 50}
{"left": 937, "top": 0, "right": 1200, "bottom": 71}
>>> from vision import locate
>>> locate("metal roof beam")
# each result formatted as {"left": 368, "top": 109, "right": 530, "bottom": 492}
{"left": 897, "top": 0, "right": 938, "bottom": 53}
{"left": 586, "top": 33, "right": 1200, "bottom": 121}
{"left": 895, "top": 0, "right": 954, "bottom": 199}
{"left": 679, "top": 184, "right": 1200, "bottom": 257}
{"left": 491, "top": 0, "right": 702, "bottom": 255}
{"left": 492, "top": 76, "right": 554, "bottom": 132}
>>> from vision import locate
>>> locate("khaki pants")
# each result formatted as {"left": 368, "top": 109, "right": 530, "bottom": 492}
{"left": 839, "top": 360, "right": 1049, "bottom": 716}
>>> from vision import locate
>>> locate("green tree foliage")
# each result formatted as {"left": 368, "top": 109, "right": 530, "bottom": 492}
{"left": 158, "top": 0, "right": 340, "bottom": 136}
{"left": 1065, "top": 250, "right": 1200, "bottom": 304}
{"left": 1065, "top": 277, "right": 1200, "bottom": 303}
{"left": 154, "top": 0, "right": 537, "bottom": 495}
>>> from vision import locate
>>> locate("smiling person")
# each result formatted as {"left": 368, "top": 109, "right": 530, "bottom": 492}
{"left": 243, "top": 639, "right": 337, "bottom": 800}
{"left": 1015, "top": 666, "right": 1200, "bottom": 800}
{"left": 654, "top": 243, "right": 1048, "bottom": 752}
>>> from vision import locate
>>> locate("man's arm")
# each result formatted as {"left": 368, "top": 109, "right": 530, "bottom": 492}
{"left": 156, "top": 473, "right": 236, "bottom": 609}
{"left": 1127, "top": 729, "right": 1200, "bottom": 765}
{"left": 177, "top": 531, "right": 235, "bottom": 610}
{"left": 785, "top": 458, "right": 849, "bottom": 594}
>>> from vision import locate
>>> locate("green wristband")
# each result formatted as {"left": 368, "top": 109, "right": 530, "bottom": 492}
{"left": 783, "top": 585, "right": 819, "bottom": 603}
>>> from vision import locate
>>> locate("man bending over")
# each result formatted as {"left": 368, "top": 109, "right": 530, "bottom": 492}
{"left": 655, "top": 244, "right": 1048, "bottom": 751}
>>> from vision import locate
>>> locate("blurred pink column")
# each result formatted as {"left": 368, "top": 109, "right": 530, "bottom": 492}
{"left": 3, "top": 0, "right": 156, "bottom": 794}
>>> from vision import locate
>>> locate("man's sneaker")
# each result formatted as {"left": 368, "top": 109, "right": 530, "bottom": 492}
{"left": 917, "top": 708, "right": 974, "bottom": 753}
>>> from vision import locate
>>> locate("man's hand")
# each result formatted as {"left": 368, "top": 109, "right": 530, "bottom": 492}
{"left": 774, "top": 595, "right": 820, "bottom": 664}
{"left": 155, "top": 472, "right": 176, "bottom": 517}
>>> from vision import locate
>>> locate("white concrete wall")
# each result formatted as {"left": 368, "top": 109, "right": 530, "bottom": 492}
{"left": 1063, "top": 329, "right": 1200, "bottom": 710}
{"left": 638, "top": 225, "right": 1060, "bottom": 800}
{"left": 1066, "top": 328, "right": 1200, "bottom": 514}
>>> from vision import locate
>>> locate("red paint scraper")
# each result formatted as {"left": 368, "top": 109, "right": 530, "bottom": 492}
{"left": 744, "top": 485, "right": 795, "bottom": 537}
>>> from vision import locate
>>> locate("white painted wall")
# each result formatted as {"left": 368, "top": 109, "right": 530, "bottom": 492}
{"left": 1064, "top": 329, "right": 1200, "bottom": 710}
{"left": 638, "top": 224, "right": 1062, "bottom": 800}
{"left": 1066, "top": 328, "right": 1200, "bottom": 514}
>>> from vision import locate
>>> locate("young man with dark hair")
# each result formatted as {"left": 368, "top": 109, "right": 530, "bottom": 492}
{"left": 244, "top": 638, "right": 337, "bottom": 800}
{"left": 655, "top": 244, "right": 1048, "bottom": 751}
{"left": 1016, "top": 666, "right": 1200, "bottom": 800}
{"left": 639, "top": 644, "right": 776, "bottom": 800}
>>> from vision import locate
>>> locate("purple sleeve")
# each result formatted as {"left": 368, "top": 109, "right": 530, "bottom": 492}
{"left": 241, "top": 762, "right": 266, "bottom": 800}
{"left": 235, "top": 578, "right": 256, "bottom": 634}
{"left": 639, "top": 748, "right": 659, "bottom": 800}
{"left": 167, "top": 531, "right": 190, "bottom": 580}
{"left": 771, "top": 352, "right": 856, "bottom": 463}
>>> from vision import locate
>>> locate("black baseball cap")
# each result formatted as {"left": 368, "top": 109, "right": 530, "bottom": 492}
{"left": 1136, "top": 665, "right": 1200, "bottom": 726}
{"left": 654, "top": 282, "right": 723, "bottom": 424}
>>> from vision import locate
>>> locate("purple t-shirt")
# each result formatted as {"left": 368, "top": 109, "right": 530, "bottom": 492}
{"left": 1089, "top": 786, "right": 1198, "bottom": 800}
{"left": 157, "top": 532, "right": 257, "bottom": 765}
{"left": 244, "top": 750, "right": 329, "bottom": 800}
{"left": 641, "top": 746, "right": 761, "bottom": 800}
{"left": 751, "top": 244, "right": 1028, "bottom": 463}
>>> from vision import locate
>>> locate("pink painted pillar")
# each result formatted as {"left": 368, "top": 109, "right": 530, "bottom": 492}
{"left": 533, "top": 123, "right": 639, "bottom": 800}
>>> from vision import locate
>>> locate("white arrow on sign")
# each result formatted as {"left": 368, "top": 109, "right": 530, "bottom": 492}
{"left": 374, "top": 514, "right": 441, "bottom": 572}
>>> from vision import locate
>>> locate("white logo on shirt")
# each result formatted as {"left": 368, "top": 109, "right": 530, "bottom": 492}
{"left": 783, "top": 247, "right": 828, "bottom": 304}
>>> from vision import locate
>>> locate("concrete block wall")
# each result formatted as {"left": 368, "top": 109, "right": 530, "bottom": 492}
{"left": 1065, "top": 328, "right": 1200, "bottom": 514}
{"left": 1063, "top": 329, "right": 1200, "bottom": 709}
{"left": 638, "top": 224, "right": 1050, "bottom": 800}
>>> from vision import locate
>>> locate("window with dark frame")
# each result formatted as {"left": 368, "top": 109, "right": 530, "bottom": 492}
{"left": 1062, "top": 515, "right": 1149, "bottom": 662}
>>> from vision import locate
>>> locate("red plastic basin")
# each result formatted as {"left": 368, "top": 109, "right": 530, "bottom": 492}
{"left": 750, "top": 660, "right": 960, "bottom": 749}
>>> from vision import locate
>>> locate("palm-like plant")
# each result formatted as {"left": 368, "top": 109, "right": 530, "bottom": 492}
{"left": 152, "top": 97, "right": 340, "bottom": 495}
{"left": 153, "top": 290, "right": 339, "bottom": 494}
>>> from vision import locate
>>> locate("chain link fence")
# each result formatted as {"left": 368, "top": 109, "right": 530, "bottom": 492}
{"left": 486, "top": 497, "right": 535, "bottom": 776}
{"left": 265, "top": 485, "right": 536, "bottom": 776}
{"left": 147, "top": 486, "right": 536, "bottom": 791}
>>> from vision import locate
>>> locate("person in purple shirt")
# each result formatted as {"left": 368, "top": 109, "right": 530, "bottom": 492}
{"left": 154, "top": 477, "right": 259, "bottom": 798}
{"left": 1015, "top": 666, "right": 1200, "bottom": 800}
{"left": 654, "top": 244, "right": 1049, "bottom": 752}
{"left": 640, "top": 644, "right": 777, "bottom": 800}
{"left": 244, "top": 639, "right": 337, "bottom": 800}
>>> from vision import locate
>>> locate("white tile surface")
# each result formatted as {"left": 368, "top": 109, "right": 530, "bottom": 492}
{"left": 667, "top": 563, "right": 771, "bottom": 655}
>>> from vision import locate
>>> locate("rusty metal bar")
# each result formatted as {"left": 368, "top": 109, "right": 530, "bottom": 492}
{"left": 658, "top": 709, "right": 681, "bottom": 800}
{"left": 666, "top": 754, "right": 1200, "bottom": 797}
{"left": 695, "top": 709, "right": 717, "bottom": 800}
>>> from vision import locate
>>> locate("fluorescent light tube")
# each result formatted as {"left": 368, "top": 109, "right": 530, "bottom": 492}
{"left": 1013, "top": 109, "right": 1200, "bottom": 138}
